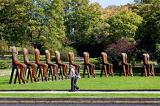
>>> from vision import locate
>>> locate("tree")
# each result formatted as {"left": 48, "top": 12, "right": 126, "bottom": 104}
{"left": 138, "top": 10, "right": 160, "bottom": 55}
{"left": 0, "top": 0, "right": 35, "bottom": 46}
{"left": 64, "top": 0, "right": 104, "bottom": 56}
{"left": 44, "top": 0, "right": 66, "bottom": 51}
{"left": 134, "top": 0, "right": 160, "bottom": 58}
{"left": 107, "top": 10, "right": 143, "bottom": 42}
{"left": 0, "top": 0, "right": 66, "bottom": 52}
{"left": 134, "top": 0, "right": 154, "bottom": 3}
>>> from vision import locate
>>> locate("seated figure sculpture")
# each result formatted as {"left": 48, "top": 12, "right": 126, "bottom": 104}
{"left": 68, "top": 51, "right": 80, "bottom": 73}
{"left": 55, "top": 51, "right": 68, "bottom": 79}
{"left": 83, "top": 52, "right": 95, "bottom": 78}
{"left": 101, "top": 52, "right": 114, "bottom": 77}
{"left": 23, "top": 48, "right": 38, "bottom": 82}
{"left": 45, "top": 50, "right": 58, "bottom": 80}
{"left": 121, "top": 53, "right": 133, "bottom": 76}
{"left": 35, "top": 48, "right": 48, "bottom": 81}
{"left": 11, "top": 46, "right": 27, "bottom": 84}
{"left": 142, "top": 53, "right": 155, "bottom": 76}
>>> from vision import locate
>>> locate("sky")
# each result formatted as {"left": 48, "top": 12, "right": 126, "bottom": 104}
{"left": 90, "top": 0, "right": 134, "bottom": 8}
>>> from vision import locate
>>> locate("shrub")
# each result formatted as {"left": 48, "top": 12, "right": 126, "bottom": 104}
{"left": 0, "top": 61, "right": 9, "bottom": 69}
{"left": 90, "top": 57, "right": 101, "bottom": 69}
{"left": 0, "top": 39, "right": 9, "bottom": 56}
{"left": 59, "top": 46, "right": 78, "bottom": 62}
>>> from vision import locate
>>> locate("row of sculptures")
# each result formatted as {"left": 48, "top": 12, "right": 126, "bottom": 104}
{"left": 10, "top": 46, "right": 155, "bottom": 84}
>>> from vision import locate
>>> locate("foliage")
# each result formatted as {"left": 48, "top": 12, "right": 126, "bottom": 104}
{"left": 64, "top": 0, "right": 104, "bottom": 56}
{"left": 101, "top": 6, "right": 129, "bottom": 20}
{"left": 0, "top": 0, "right": 66, "bottom": 51}
{"left": 58, "top": 46, "right": 78, "bottom": 61}
{"left": 44, "top": 0, "right": 66, "bottom": 51}
{"left": 134, "top": 0, "right": 154, "bottom": 3}
{"left": 0, "top": 0, "right": 159, "bottom": 62}
{"left": 0, "top": 39, "right": 9, "bottom": 55}
{"left": 0, "top": 61, "right": 8, "bottom": 69}
{"left": 107, "top": 10, "right": 143, "bottom": 42}
{"left": 105, "top": 38, "right": 138, "bottom": 66}
{"left": 137, "top": 6, "right": 160, "bottom": 55}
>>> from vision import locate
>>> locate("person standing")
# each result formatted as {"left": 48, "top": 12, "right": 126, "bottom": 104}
{"left": 69, "top": 65, "right": 81, "bottom": 92}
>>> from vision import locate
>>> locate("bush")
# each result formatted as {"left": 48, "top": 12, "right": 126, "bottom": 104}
{"left": 90, "top": 58, "right": 101, "bottom": 69}
{"left": 0, "top": 39, "right": 9, "bottom": 56}
{"left": 59, "top": 46, "right": 78, "bottom": 62}
{"left": 0, "top": 62, "right": 9, "bottom": 69}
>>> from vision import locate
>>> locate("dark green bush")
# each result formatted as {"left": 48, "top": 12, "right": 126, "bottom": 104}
{"left": 90, "top": 58, "right": 101, "bottom": 69}
{"left": 0, "top": 62, "right": 9, "bottom": 69}
{"left": 59, "top": 46, "right": 78, "bottom": 62}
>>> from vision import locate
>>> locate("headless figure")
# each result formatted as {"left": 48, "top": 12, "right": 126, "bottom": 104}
{"left": 142, "top": 53, "right": 155, "bottom": 76}
{"left": 23, "top": 48, "right": 38, "bottom": 82}
{"left": 35, "top": 49, "right": 48, "bottom": 80}
{"left": 121, "top": 53, "right": 133, "bottom": 76}
{"left": 69, "top": 52, "right": 80, "bottom": 73}
{"left": 83, "top": 52, "right": 95, "bottom": 77}
{"left": 101, "top": 52, "right": 114, "bottom": 77}
{"left": 12, "top": 46, "right": 27, "bottom": 83}
{"left": 55, "top": 51, "right": 68, "bottom": 79}
{"left": 45, "top": 50, "right": 58, "bottom": 80}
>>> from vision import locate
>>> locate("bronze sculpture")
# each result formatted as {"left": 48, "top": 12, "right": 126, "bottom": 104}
{"left": 45, "top": 50, "right": 58, "bottom": 80}
{"left": 142, "top": 53, "right": 155, "bottom": 76}
{"left": 23, "top": 48, "right": 38, "bottom": 82}
{"left": 35, "top": 48, "right": 48, "bottom": 81}
{"left": 69, "top": 51, "right": 80, "bottom": 73}
{"left": 55, "top": 51, "right": 68, "bottom": 79}
{"left": 83, "top": 52, "right": 95, "bottom": 78}
{"left": 11, "top": 46, "right": 27, "bottom": 84}
{"left": 101, "top": 52, "right": 114, "bottom": 77}
{"left": 121, "top": 53, "right": 133, "bottom": 76}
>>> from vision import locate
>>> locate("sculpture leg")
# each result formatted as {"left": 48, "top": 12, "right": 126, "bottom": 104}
{"left": 126, "top": 64, "right": 130, "bottom": 76}
{"left": 151, "top": 64, "right": 155, "bottom": 76}
{"left": 18, "top": 64, "right": 27, "bottom": 84}
{"left": 129, "top": 64, "right": 133, "bottom": 76}
{"left": 52, "top": 64, "right": 58, "bottom": 80}
{"left": 122, "top": 65, "right": 126, "bottom": 76}
{"left": 87, "top": 65, "right": 91, "bottom": 78}
{"left": 92, "top": 64, "right": 96, "bottom": 78}
{"left": 110, "top": 64, "right": 114, "bottom": 76}
{"left": 40, "top": 63, "right": 48, "bottom": 80}
{"left": 106, "top": 64, "right": 110, "bottom": 76}
{"left": 31, "top": 63, "right": 38, "bottom": 82}
{"left": 103, "top": 65, "right": 108, "bottom": 77}
{"left": 146, "top": 64, "right": 150, "bottom": 76}
{"left": 62, "top": 64, "right": 68, "bottom": 78}
{"left": 144, "top": 65, "right": 148, "bottom": 77}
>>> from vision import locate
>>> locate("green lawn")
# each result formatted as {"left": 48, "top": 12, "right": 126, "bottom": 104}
{"left": 1, "top": 75, "right": 160, "bottom": 98}
{"left": 1, "top": 93, "right": 160, "bottom": 98}
{"left": 1, "top": 75, "right": 160, "bottom": 90}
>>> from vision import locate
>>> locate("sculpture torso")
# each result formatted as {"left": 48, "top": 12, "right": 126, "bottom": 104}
{"left": 101, "top": 52, "right": 109, "bottom": 64}
{"left": 35, "top": 49, "right": 40, "bottom": 64}
{"left": 143, "top": 53, "right": 149, "bottom": 65}
{"left": 12, "top": 47, "right": 19, "bottom": 65}
{"left": 69, "top": 52, "right": 75, "bottom": 64}
{"left": 23, "top": 48, "right": 30, "bottom": 64}
{"left": 122, "top": 53, "right": 128, "bottom": 64}
{"left": 55, "top": 51, "right": 61, "bottom": 64}
{"left": 45, "top": 50, "right": 51, "bottom": 63}
{"left": 83, "top": 52, "right": 90, "bottom": 64}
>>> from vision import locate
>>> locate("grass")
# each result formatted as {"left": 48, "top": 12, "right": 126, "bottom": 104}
{"left": 1, "top": 75, "right": 160, "bottom": 90}
{"left": 1, "top": 72, "right": 160, "bottom": 98}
